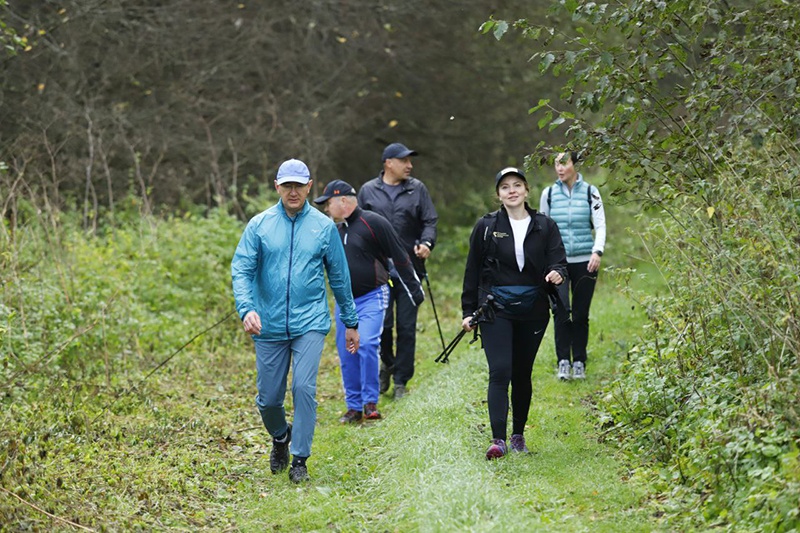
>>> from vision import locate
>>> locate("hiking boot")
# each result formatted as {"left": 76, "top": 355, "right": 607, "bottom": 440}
{"left": 338, "top": 409, "right": 363, "bottom": 424}
{"left": 485, "top": 438, "right": 507, "bottom": 460}
{"left": 394, "top": 384, "right": 407, "bottom": 399}
{"left": 379, "top": 364, "right": 391, "bottom": 394}
{"left": 269, "top": 424, "right": 291, "bottom": 474}
{"left": 509, "top": 434, "right": 529, "bottom": 453}
{"left": 289, "top": 463, "right": 309, "bottom": 483}
{"left": 572, "top": 361, "right": 586, "bottom": 379}
{"left": 557, "top": 360, "right": 571, "bottom": 381}
{"left": 363, "top": 402, "right": 382, "bottom": 420}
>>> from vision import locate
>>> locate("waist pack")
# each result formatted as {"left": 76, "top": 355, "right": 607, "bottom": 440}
{"left": 490, "top": 285, "right": 541, "bottom": 314}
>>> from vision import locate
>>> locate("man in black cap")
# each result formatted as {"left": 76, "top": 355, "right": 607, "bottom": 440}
{"left": 314, "top": 180, "right": 424, "bottom": 420}
{"left": 357, "top": 143, "right": 438, "bottom": 398}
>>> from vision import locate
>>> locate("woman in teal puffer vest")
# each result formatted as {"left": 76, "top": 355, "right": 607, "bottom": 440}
{"left": 539, "top": 152, "right": 606, "bottom": 381}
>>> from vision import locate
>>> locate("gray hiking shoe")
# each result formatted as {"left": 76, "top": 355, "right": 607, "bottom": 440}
{"left": 269, "top": 424, "right": 291, "bottom": 474}
{"left": 572, "top": 361, "right": 586, "bottom": 379}
{"left": 394, "top": 384, "right": 407, "bottom": 399}
{"left": 557, "top": 360, "right": 571, "bottom": 381}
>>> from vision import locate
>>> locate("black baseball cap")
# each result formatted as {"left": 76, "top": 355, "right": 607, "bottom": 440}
{"left": 313, "top": 179, "right": 357, "bottom": 205}
{"left": 495, "top": 167, "right": 527, "bottom": 189}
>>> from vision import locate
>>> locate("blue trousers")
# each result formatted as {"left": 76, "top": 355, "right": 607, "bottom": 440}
{"left": 254, "top": 331, "right": 325, "bottom": 459}
{"left": 335, "top": 285, "right": 389, "bottom": 410}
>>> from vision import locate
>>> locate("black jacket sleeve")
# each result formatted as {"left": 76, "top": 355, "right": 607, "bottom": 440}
{"left": 542, "top": 215, "right": 568, "bottom": 280}
{"left": 460, "top": 217, "right": 487, "bottom": 318}
{"left": 374, "top": 216, "right": 425, "bottom": 306}
{"left": 416, "top": 182, "right": 438, "bottom": 249}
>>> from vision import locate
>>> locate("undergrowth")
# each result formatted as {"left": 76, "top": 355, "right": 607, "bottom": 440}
{"left": 601, "top": 149, "right": 800, "bottom": 531}
{"left": 1, "top": 203, "right": 248, "bottom": 530}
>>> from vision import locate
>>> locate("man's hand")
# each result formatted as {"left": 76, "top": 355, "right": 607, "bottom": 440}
{"left": 242, "top": 310, "right": 262, "bottom": 335}
{"left": 345, "top": 328, "right": 360, "bottom": 354}
{"left": 414, "top": 242, "right": 431, "bottom": 260}
{"left": 545, "top": 270, "right": 564, "bottom": 285}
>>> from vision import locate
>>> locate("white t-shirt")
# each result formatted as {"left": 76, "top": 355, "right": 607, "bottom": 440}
{"left": 508, "top": 216, "right": 531, "bottom": 272}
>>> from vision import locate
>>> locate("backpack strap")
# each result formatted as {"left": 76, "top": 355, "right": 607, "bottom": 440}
{"left": 548, "top": 182, "right": 592, "bottom": 207}
{"left": 481, "top": 210, "right": 499, "bottom": 257}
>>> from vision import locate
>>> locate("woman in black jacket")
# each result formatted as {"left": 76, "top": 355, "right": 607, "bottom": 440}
{"left": 461, "top": 167, "right": 567, "bottom": 459}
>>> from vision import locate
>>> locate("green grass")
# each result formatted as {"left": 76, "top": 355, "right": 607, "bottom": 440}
{"left": 1, "top": 263, "right": 663, "bottom": 532}
{"left": 231, "top": 263, "right": 664, "bottom": 532}
{"left": 1, "top": 211, "right": 669, "bottom": 531}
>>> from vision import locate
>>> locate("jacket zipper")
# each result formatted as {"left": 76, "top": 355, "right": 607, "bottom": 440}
{"left": 285, "top": 217, "right": 296, "bottom": 338}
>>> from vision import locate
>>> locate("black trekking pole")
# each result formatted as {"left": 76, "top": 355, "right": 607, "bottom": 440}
{"left": 435, "top": 295, "right": 493, "bottom": 364}
{"left": 423, "top": 271, "right": 447, "bottom": 352}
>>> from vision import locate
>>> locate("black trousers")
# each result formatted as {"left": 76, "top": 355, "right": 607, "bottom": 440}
{"left": 554, "top": 261, "right": 598, "bottom": 364}
{"left": 479, "top": 315, "right": 549, "bottom": 441}
{"left": 379, "top": 276, "right": 420, "bottom": 386}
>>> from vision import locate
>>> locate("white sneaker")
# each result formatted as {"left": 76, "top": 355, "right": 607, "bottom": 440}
{"left": 572, "top": 361, "right": 586, "bottom": 379}
{"left": 557, "top": 360, "right": 571, "bottom": 380}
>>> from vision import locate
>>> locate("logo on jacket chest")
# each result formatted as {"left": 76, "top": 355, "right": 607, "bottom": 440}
{"left": 492, "top": 231, "right": 510, "bottom": 239}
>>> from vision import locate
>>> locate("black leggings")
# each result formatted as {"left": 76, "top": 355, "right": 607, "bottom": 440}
{"left": 479, "top": 315, "right": 549, "bottom": 441}
{"left": 554, "top": 261, "right": 598, "bottom": 364}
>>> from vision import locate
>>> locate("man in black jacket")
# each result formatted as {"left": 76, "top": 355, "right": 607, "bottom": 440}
{"left": 357, "top": 143, "right": 438, "bottom": 398}
{"left": 315, "top": 180, "right": 425, "bottom": 420}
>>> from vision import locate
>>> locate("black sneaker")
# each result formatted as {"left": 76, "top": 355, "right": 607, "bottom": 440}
{"left": 269, "top": 424, "right": 291, "bottom": 474}
{"left": 289, "top": 463, "right": 309, "bottom": 483}
{"left": 338, "top": 409, "right": 363, "bottom": 424}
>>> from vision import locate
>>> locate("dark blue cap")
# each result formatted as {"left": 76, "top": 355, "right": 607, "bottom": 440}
{"left": 382, "top": 143, "right": 418, "bottom": 162}
{"left": 313, "top": 179, "right": 357, "bottom": 205}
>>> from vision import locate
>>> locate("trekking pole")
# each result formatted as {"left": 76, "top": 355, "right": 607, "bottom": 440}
{"left": 423, "top": 272, "right": 447, "bottom": 352}
{"left": 435, "top": 295, "right": 493, "bottom": 364}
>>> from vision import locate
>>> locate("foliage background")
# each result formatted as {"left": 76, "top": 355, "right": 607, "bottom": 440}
{"left": 2, "top": 0, "right": 800, "bottom": 530}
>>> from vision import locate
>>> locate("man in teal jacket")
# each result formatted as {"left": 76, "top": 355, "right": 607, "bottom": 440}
{"left": 231, "top": 158, "right": 360, "bottom": 483}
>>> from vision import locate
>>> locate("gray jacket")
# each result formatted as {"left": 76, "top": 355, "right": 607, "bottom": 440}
{"left": 357, "top": 174, "right": 438, "bottom": 277}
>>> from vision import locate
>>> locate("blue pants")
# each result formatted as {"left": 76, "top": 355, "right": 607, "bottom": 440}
{"left": 335, "top": 285, "right": 389, "bottom": 410}
{"left": 254, "top": 331, "right": 326, "bottom": 459}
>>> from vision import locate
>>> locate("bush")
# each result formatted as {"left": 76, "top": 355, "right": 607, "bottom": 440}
{"left": 605, "top": 148, "right": 800, "bottom": 529}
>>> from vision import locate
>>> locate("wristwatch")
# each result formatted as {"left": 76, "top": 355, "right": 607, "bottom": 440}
{"left": 593, "top": 250, "right": 603, "bottom": 256}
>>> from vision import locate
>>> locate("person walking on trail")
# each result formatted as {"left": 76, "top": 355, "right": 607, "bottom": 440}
{"left": 231, "top": 159, "right": 360, "bottom": 484}
{"left": 539, "top": 151, "right": 606, "bottom": 381}
{"left": 461, "top": 166, "right": 567, "bottom": 460}
{"left": 357, "top": 142, "right": 438, "bottom": 399}
{"left": 313, "top": 180, "right": 425, "bottom": 423}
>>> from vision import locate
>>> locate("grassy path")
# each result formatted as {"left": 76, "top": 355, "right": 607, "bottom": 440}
{"left": 0, "top": 263, "right": 662, "bottom": 531}
{"left": 233, "top": 272, "right": 661, "bottom": 531}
